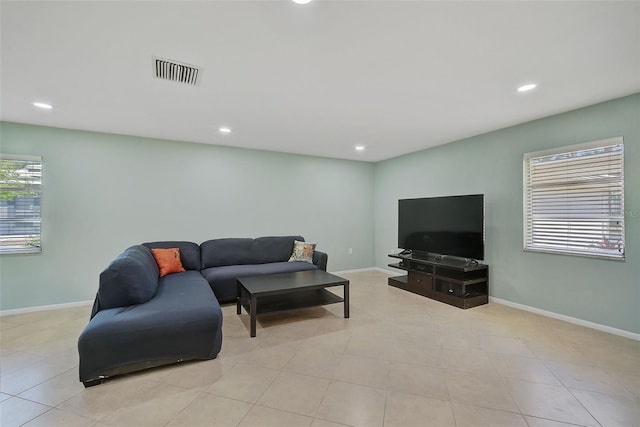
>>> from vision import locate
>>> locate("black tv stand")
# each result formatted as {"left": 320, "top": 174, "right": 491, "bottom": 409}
{"left": 388, "top": 253, "right": 488, "bottom": 309}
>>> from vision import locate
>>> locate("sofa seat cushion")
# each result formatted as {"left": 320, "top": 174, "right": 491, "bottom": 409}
{"left": 98, "top": 245, "right": 159, "bottom": 310}
{"left": 254, "top": 236, "right": 305, "bottom": 264}
{"left": 79, "top": 271, "right": 222, "bottom": 382}
{"left": 201, "top": 261, "right": 318, "bottom": 302}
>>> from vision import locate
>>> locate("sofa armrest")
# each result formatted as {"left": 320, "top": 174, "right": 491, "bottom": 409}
{"left": 313, "top": 250, "right": 328, "bottom": 271}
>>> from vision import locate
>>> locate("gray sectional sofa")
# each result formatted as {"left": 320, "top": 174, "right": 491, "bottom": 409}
{"left": 78, "top": 235, "right": 327, "bottom": 386}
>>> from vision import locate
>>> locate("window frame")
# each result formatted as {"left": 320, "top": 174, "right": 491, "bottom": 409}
{"left": 522, "top": 137, "right": 625, "bottom": 261}
{"left": 0, "top": 153, "right": 43, "bottom": 254}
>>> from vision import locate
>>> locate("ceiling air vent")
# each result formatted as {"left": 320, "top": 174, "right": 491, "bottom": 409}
{"left": 153, "top": 56, "right": 202, "bottom": 86}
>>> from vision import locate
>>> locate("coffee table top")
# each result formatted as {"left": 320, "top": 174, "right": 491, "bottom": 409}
{"left": 237, "top": 270, "right": 348, "bottom": 296}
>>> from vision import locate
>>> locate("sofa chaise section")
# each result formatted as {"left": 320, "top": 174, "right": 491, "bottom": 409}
{"left": 78, "top": 245, "right": 222, "bottom": 386}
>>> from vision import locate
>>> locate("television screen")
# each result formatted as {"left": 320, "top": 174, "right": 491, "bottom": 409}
{"left": 398, "top": 194, "right": 484, "bottom": 260}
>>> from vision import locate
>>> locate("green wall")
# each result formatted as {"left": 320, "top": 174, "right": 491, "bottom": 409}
{"left": 2, "top": 94, "right": 638, "bottom": 335}
{"left": 374, "top": 93, "right": 640, "bottom": 334}
{"left": 0, "top": 123, "right": 374, "bottom": 310}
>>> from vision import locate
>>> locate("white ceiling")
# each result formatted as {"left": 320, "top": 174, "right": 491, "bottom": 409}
{"left": 1, "top": 1, "right": 639, "bottom": 162}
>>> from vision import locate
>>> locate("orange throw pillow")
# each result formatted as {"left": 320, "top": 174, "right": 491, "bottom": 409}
{"left": 151, "top": 248, "right": 186, "bottom": 277}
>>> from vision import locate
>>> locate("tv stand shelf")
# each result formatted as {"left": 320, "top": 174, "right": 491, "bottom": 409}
{"left": 388, "top": 254, "right": 488, "bottom": 309}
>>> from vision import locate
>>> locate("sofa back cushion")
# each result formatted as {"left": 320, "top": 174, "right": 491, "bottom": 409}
{"left": 201, "top": 238, "right": 255, "bottom": 268}
{"left": 143, "top": 241, "right": 201, "bottom": 270}
{"left": 98, "top": 245, "right": 159, "bottom": 309}
{"left": 255, "top": 236, "right": 304, "bottom": 264}
{"left": 201, "top": 236, "right": 304, "bottom": 268}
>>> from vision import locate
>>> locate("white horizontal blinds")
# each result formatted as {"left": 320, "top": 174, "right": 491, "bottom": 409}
{"left": 0, "top": 155, "right": 42, "bottom": 253}
{"left": 523, "top": 139, "right": 624, "bottom": 259}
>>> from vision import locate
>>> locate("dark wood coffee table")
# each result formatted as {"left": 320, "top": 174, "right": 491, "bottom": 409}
{"left": 236, "top": 270, "right": 349, "bottom": 337}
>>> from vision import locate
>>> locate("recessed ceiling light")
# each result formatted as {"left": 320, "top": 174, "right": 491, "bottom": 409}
{"left": 355, "top": 145, "right": 365, "bottom": 151}
{"left": 292, "top": 0, "right": 312, "bottom": 4}
{"left": 218, "top": 127, "right": 231, "bottom": 134}
{"left": 517, "top": 83, "right": 537, "bottom": 92}
{"left": 33, "top": 102, "right": 53, "bottom": 109}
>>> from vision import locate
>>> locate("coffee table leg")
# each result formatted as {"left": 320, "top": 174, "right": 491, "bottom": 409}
{"left": 236, "top": 281, "right": 242, "bottom": 315}
{"left": 250, "top": 294, "right": 257, "bottom": 338}
{"left": 344, "top": 282, "right": 350, "bottom": 318}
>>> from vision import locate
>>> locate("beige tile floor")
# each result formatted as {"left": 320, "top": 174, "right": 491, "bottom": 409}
{"left": 1, "top": 270, "right": 639, "bottom": 427}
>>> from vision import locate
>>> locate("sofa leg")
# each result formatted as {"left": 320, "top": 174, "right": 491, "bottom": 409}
{"left": 82, "top": 378, "right": 104, "bottom": 388}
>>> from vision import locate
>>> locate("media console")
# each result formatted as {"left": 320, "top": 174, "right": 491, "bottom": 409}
{"left": 388, "top": 254, "right": 488, "bottom": 309}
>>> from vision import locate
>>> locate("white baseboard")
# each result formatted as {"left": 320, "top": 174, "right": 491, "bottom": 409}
{"left": 332, "top": 267, "right": 402, "bottom": 276}
{"left": 372, "top": 264, "right": 637, "bottom": 340}
{"left": 0, "top": 268, "right": 391, "bottom": 316}
{"left": 369, "top": 266, "right": 639, "bottom": 340}
{"left": 375, "top": 267, "right": 401, "bottom": 275}
{"left": 490, "top": 297, "right": 639, "bottom": 341}
{"left": 0, "top": 300, "right": 93, "bottom": 316}
{"left": 3, "top": 284, "right": 636, "bottom": 342}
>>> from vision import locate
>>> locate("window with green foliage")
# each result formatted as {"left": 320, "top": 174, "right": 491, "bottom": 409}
{"left": 0, "top": 154, "right": 42, "bottom": 254}
{"left": 523, "top": 137, "right": 624, "bottom": 260}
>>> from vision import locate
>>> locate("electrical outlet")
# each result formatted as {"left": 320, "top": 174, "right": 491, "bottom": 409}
{"left": 348, "top": 248, "right": 353, "bottom": 255}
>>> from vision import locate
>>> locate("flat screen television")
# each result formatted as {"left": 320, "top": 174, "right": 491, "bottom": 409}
{"left": 398, "top": 194, "right": 484, "bottom": 260}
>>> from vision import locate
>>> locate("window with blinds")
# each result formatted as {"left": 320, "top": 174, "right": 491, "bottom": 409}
{"left": 0, "top": 154, "right": 42, "bottom": 254}
{"left": 523, "top": 137, "right": 624, "bottom": 260}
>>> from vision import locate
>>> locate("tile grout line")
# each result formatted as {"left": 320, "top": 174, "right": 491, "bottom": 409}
{"left": 1, "top": 271, "right": 638, "bottom": 426}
